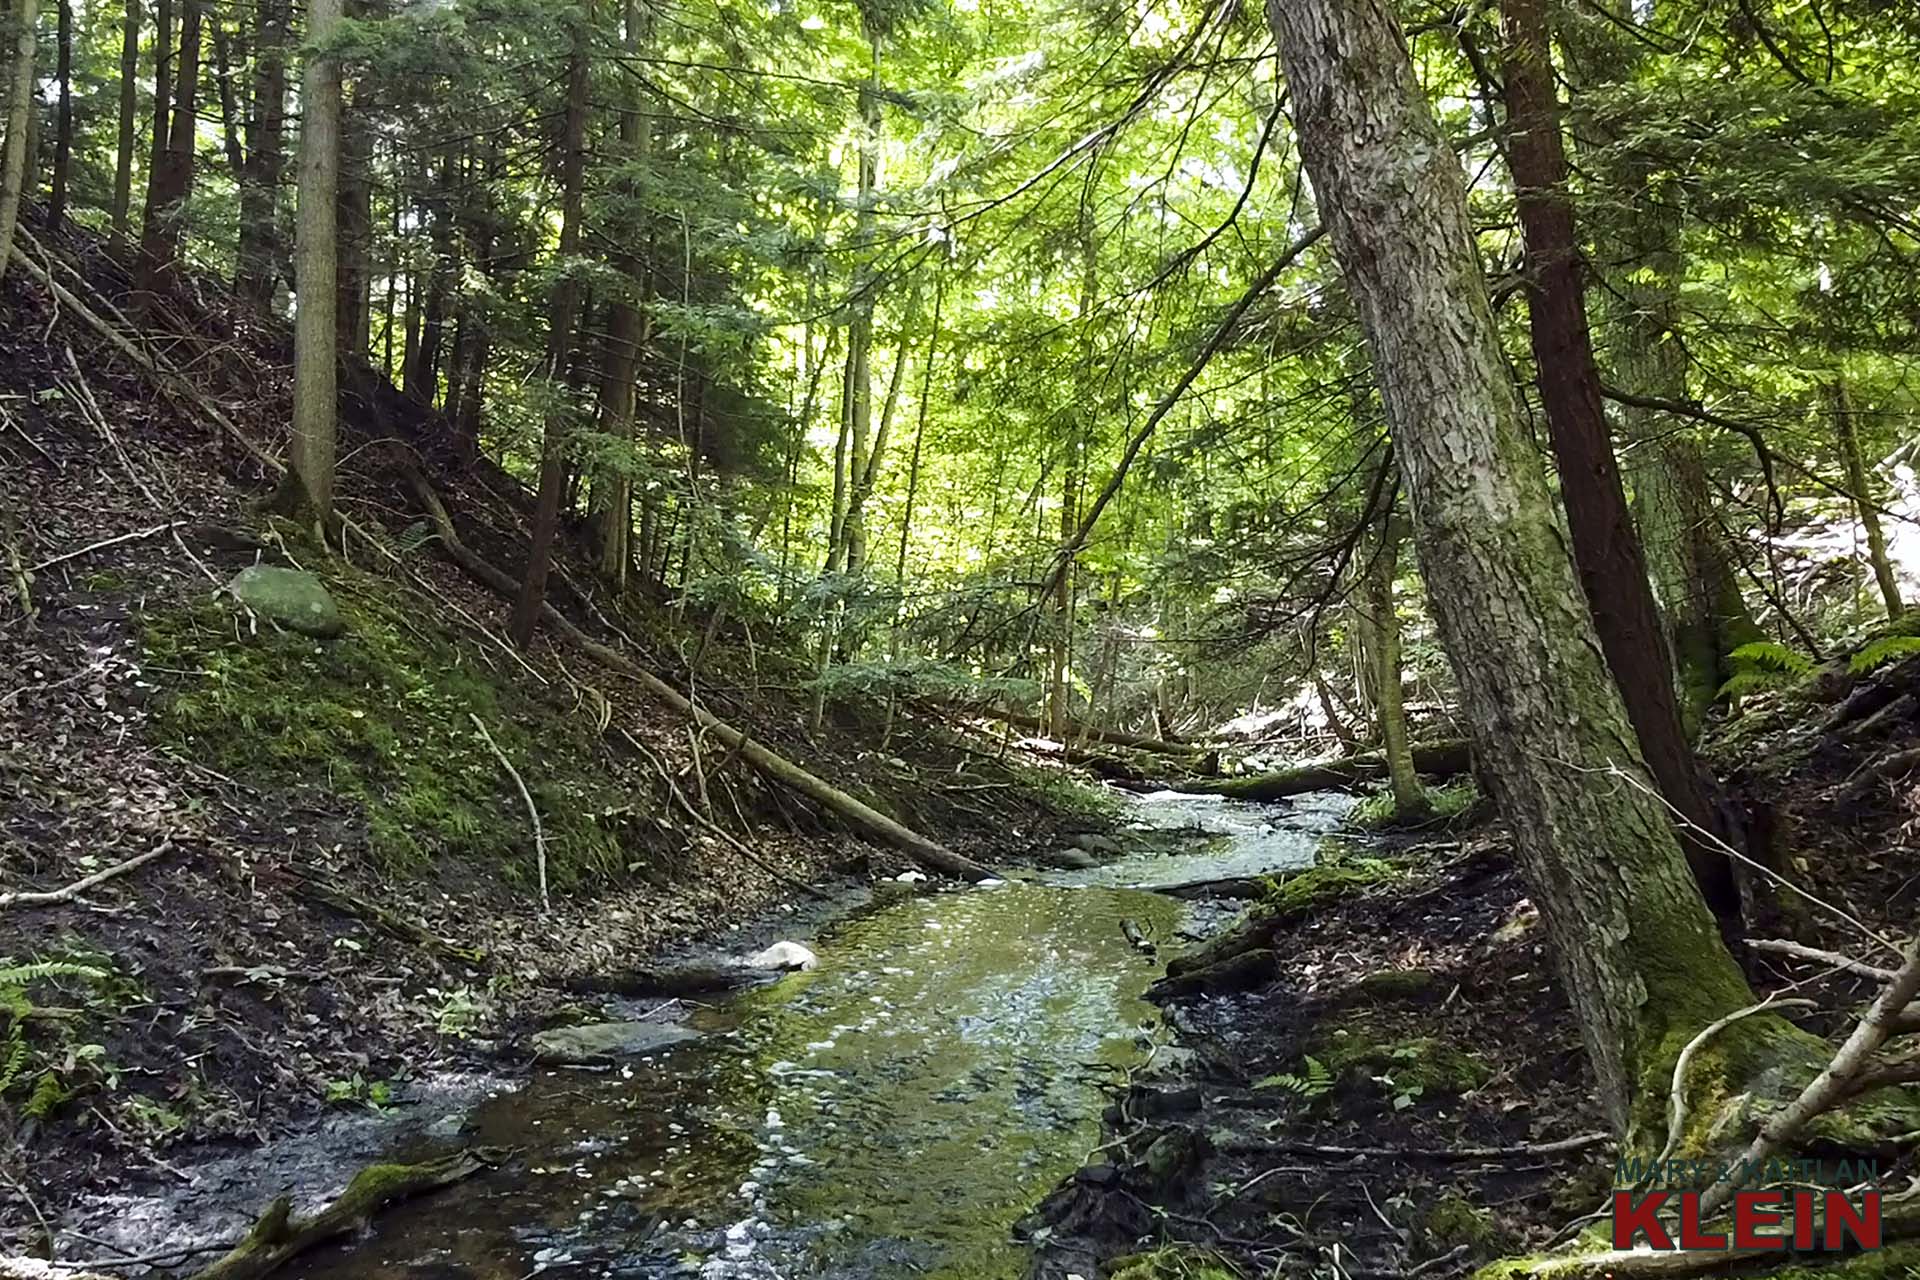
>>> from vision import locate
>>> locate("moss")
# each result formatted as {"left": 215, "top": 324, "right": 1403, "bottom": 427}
{"left": 1263, "top": 846, "right": 1405, "bottom": 919}
{"left": 1313, "top": 1014, "right": 1492, "bottom": 1098}
{"left": 1758, "top": 1242, "right": 1920, "bottom": 1280}
{"left": 1354, "top": 967, "right": 1442, "bottom": 1000}
{"left": 1420, "top": 1193, "right": 1510, "bottom": 1257}
{"left": 1108, "top": 1247, "right": 1241, "bottom": 1280}
{"left": 1352, "top": 778, "right": 1482, "bottom": 830}
{"left": 1472, "top": 1238, "right": 1920, "bottom": 1280}
{"left": 140, "top": 549, "right": 631, "bottom": 890}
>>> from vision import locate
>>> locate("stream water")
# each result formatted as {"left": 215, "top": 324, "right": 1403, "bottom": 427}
{"left": 280, "top": 790, "right": 1351, "bottom": 1280}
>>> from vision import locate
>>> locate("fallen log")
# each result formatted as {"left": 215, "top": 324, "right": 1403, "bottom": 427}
{"left": 190, "top": 1150, "right": 501, "bottom": 1280}
{"left": 403, "top": 468, "right": 990, "bottom": 882}
{"left": 1175, "top": 739, "right": 1472, "bottom": 802}
{"left": 964, "top": 707, "right": 1203, "bottom": 759}
{"left": 1140, "top": 874, "right": 1270, "bottom": 900}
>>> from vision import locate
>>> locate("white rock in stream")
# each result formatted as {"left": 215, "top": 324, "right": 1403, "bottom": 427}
{"left": 744, "top": 941, "right": 818, "bottom": 970}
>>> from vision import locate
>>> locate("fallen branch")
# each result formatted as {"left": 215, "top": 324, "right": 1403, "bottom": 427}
{"left": 468, "top": 712, "right": 549, "bottom": 914}
{"left": 1221, "top": 1131, "right": 1611, "bottom": 1162}
{"left": 1748, "top": 937, "right": 1899, "bottom": 983}
{"left": 965, "top": 706, "right": 1204, "bottom": 759}
{"left": 403, "top": 466, "right": 990, "bottom": 881}
{"left": 1177, "top": 739, "right": 1472, "bottom": 801}
{"left": 28, "top": 521, "right": 182, "bottom": 573}
{"left": 0, "top": 841, "right": 172, "bottom": 910}
{"left": 188, "top": 1149, "right": 501, "bottom": 1280}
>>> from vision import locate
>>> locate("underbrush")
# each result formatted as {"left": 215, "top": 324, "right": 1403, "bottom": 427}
{"left": 139, "top": 546, "right": 637, "bottom": 889}
{"left": 1350, "top": 776, "right": 1481, "bottom": 829}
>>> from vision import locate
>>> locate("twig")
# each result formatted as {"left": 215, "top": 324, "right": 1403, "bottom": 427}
{"left": 29, "top": 522, "right": 182, "bottom": 573}
{"left": 0, "top": 840, "right": 173, "bottom": 910}
{"left": 1650, "top": 995, "right": 1817, "bottom": 1178}
{"left": 1748, "top": 937, "right": 1900, "bottom": 983}
{"left": 1407, "top": 1243, "right": 1472, "bottom": 1277}
{"left": 1222, "top": 1132, "right": 1612, "bottom": 1162}
{"left": 468, "top": 713, "right": 549, "bottom": 914}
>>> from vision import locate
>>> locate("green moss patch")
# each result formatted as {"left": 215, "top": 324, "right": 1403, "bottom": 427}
{"left": 1353, "top": 967, "right": 1443, "bottom": 1001}
{"left": 141, "top": 552, "right": 633, "bottom": 889}
{"left": 1108, "top": 1247, "right": 1242, "bottom": 1280}
{"left": 1420, "top": 1193, "right": 1511, "bottom": 1258}
{"left": 1263, "top": 845, "right": 1405, "bottom": 919}
{"left": 1314, "top": 1013, "right": 1493, "bottom": 1102}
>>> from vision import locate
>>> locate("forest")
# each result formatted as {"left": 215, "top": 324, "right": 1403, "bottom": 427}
{"left": 0, "top": 0, "right": 1918, "bottom": 1272}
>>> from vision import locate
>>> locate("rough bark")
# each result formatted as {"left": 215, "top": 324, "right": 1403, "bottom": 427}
{"left": 507, "top": 0, "right": 591, "bottom": 647}
{"left": 235, "top": 0, "right": 287, "bottom": 304}
{"left": 1830, "top": 379, "right": 1904, "bottom": 622}
{"left": 283, "top": 0, "right": 343, "bottom": 525}
{"left": 48, "top": 0, "right": 71, "bottom": 230}
{"left": 335, "top": 78, "right": 371, "bottom": 356}
{"left": 837, "top": 33, "right": 883, "bottom": 578}
{"left": 1264, "top": 0, "right": 1757, "bottom": 1133}
{"left": 111, "top": 0, "right": 138, "bottom": 234}
{"left": 137, "top": 0, "right": 201, "bottom": 296}
{"left": 0, "top": 0, "right": 37, "bottom": 284}
{"left": 1499, "top": 0, "right": 1738, "bottom": 921}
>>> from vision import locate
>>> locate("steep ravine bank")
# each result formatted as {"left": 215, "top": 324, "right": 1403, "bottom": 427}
{"left": 0, "top": 251, "right": 1108, "bottom": 1241}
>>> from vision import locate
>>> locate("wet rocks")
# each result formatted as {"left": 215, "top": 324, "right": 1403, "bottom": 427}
{"left": 1145, "top": 947, "right": 1278, "bottom": 1000}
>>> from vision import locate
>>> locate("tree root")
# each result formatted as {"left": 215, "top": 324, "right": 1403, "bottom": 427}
{"left": 188, "top": 1149, "right": 504, "bottom": 1280}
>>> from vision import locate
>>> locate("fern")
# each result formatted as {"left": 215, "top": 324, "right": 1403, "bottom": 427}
{"left": 0, "top": 1031, "right": 26, "bottom": 1094}
{"left": 1729, "top": 641, "right": 1814, "bottom": 676}
{"left": 1850, "top": 635, "right": 1920, "bottom": 676}
{"left": 1254, "top": 1055, "right": 1333, "bottom": 1098}
{"left": 24, "top": 1070, "right": 68, "bottom": 1119}
{"left": 0, "top": 959, "right": 108, "bottom": 990}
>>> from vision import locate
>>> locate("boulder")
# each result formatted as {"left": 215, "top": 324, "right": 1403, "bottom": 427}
{"left": 226, "top": 565, "right": 345, "bottom": 638}
{"left": 1066, "top": 831, "right": 1123, "bottom": 855}
{"left": 1043, "top": 848, "right": 1101, "bottom": 871}
{"left": 529, "top": 1020, "right": 699, "bottom": 1065}
{"left": 744, "top": 941, "right": 818, "bottom": 971}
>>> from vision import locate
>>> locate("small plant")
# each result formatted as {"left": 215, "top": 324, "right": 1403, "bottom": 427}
{"left": 0, "top": 957, "right": 115, "bottom": 1119}
{"left": 1718, "top": 640, "right": 1814, "bottom": 698}
{"left": 427, "top": 985, "right": 488, "bottom": 1039}
{"left": 324, "top": 1072, "right": 395, "bottom": 1110}
{"left": 1253, "top": 1054, "right": 1333, "bottom": 1098}
{"left": 1850, "top": 634, "right": 1920, "bottom": 675}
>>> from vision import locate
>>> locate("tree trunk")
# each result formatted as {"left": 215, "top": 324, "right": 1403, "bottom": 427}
{"left": 0, "top": 0, "right": 38, "bottom": 284}
{"left": 1498, "top": 0, "right": 1738, "bottom": 921}
{"left": 138, "top": 0, "right": 201, "bottom": 297}
{"left": 111, "top": 0, "right": 139, "bottom": 235}
{"left": 148, "top": 0, "right": 171, "bottom": 201}
{"left": 827, "top": 32, "right": 882, "bottom": 577}
{"left": 235, "top": 0, "right": 285, "bottom": 306}
{"left": 1265, "top": 0, "right": 1759, "bottom": 1135}
{"left": 507, "top": 0, "right": 591, "bottom": 648}
{"left": 1830, "top": 379, "right": 1904, "bottom": 622}
{"left": 1366, "top": 508, "right": 1429, "bottom": 821}
{"left": 282, "top": 0, "right": 342, "bottom": 526}
{"left": 335, "top": 80, "right": 371, "bottom": 356}
{"left": 48, "top": 0, "right": 71, "bottom": 230}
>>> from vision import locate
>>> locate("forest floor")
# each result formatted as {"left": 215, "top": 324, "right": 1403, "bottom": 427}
{"left": 0, "top": 224, "right": 1104, "bottom": 1248}
{"left": 1031, "top": 651, "right": 1920, "bottom": 1280}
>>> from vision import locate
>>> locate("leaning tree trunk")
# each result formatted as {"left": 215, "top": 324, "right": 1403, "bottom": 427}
{"left": 1830, "top": 379, "right": 1904, "bottom": 622}
{"left": 0, "top": 0, "right": 38, "bottom": 284}
{"left": 1498, "top": 0, "right": 1738, "bottom": 921}
{"left": 283, "top": 0, "right": 343, "bottom": 526}
{"left": 1264, "top": 0, "right": 1763, "bottom": 1136}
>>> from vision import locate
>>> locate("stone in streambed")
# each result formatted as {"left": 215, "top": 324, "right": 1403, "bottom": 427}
{"left": 530, "top": 1020, "right": 699, "bottom": 1064}
{"left": 1145, "top": 948, "right": 1278, "bottom": 1000}
{"left": 225, "top": 565, "right": 345, "bottom": 638}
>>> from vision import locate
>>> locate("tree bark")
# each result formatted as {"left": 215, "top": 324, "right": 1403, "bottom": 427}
{"left": 335, "top": 78, "right": 371, "bottom": 356}
{"left": 1830, "top": 379, "right": 1904, "bottom": 622}
{"left": 283, "top": 0, "right": 342, "bottom": 525}
{"left": 111, "top": 0, "right": 139, "bottom": 235}
{"left": 0, "top": 0, "right": 38, "bottom": 285}
{"left": 1264, "top": 0, "right": 1759, "bottom": 1134}
{"left": 1498, "top": 0, "right": 1738, "bottom": 920}
{"left": 1366, "top": 508, "right": 1429, "bottom": 821}
{"left": 234, "top": 0, "right": 286, "bottom": 305}
{"left": 138, "top": 0, "right": 201, "bottom": 296}
{"left": 507, "top": 0, "right": 591, "bottom": 647}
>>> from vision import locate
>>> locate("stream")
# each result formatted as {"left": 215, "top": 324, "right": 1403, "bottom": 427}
{"left": 271, "top": 791, "right": 1346, "bottom": 1280}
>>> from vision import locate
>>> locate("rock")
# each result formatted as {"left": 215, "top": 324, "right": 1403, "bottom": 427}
{"left": 529, "top": 1020, "right": 699, "bottom": 1064}
{"left": 744, "top": 941, "right": 817, "bottom": 971}
{"left": 1066, "top": 831, "right": 1123, "bottom": 855}
{"left": 1354, "top": 967, "right": 1441, "bottom": 1000}
{"left": 1044, "top": 848, "right": 1101, "bottom": 871}
{"left": 1146, "top": 948, "right": 1279, "bottom": 1000}
{"left": 226, "top": 564, "right": 345, "bottom": 638}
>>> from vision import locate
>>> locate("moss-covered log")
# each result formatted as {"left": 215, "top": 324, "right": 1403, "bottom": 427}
{"left": 1176, "top": 739, "right": 1471, "bottom": 801}
{"left": 189, "top": 1150, "right": 501, "bottom": 1280}
{"left": 972, "top": 707, "right": 1204, "bottom": 759}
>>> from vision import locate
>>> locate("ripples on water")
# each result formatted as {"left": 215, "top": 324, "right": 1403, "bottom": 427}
{"left": 286, "top": 789, "right": 1351, "bottom": 1280}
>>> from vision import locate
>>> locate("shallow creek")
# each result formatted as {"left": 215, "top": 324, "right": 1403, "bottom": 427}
{"left": 274, "top": 790, "right": 1350, "bottom": 1280}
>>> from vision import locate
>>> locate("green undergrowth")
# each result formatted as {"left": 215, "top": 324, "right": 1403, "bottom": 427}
{"left": 1107, "top": 1247, "right": 1241, "bottom": 1280}
{"left": 1, "top": 949, "right": 141, "bottom": 1123}
{"left": 1263, "top": 843, "right": 1406, "bottom": 919}
{"left": 1312, "top": 1011, "right": 1494, "bottom": 1103}
{"left": 1351, "top": 777, "right": 1481, "bottom": 830}
{"left": 141, "top": 547, "right": 634, "bottom": 889}
{"left": 1473, "top": 1236, "right": 1920, "bottom": 1280}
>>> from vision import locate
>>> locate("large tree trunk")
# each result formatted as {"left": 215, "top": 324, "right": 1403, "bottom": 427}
{"left": 335, "top": 80, "right": 371, "bottom": 356}
{"left": 0, "top": 0, "right": 37, "bottom": 284}
{"left": 507, "top": 0, "right": 591, "bottom": 648}
{"left": 138, "top": 0, "right": 201, "bottom": 296}
{"left": 1498, "top": 0, "right": 1738, "bottom": 921}
{"left": 1263, "top": 0, "right": 1759, "bottom": 1135}
{"left": 1830, "top": 379, "right": 1904, "bottom": 622}
{"left": 282, "top": 0, "right": 342, "bottom": 525}
{"left": 235, "top": 0, "right": 287, "bottom": 306}
{"left": 111, "top": 0, "right": 139, "bottom": 235}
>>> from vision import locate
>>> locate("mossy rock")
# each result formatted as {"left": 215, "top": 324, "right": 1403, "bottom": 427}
{"left": 226, "top": 565, "right": 346, "bottom": 638}
{"left": 1314, "top": 1017, "right": 1492, "bottom": 1098}
{"left": 1264, "top": 849, "right": 1404, "bottom": 919}
{"left": 1354, "top": 967, "right": 1442, "bottom": 1001}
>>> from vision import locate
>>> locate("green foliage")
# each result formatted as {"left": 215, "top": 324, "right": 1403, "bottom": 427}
{"left": 141, "top": 550, "right": 632, "bottom": 888}
{"left": 0, "top": 955, "right": 116, "bottom": 1120}
{"left": 1718, "top": 641, "right": 1816, "bottom": 699}
{"left": 1252, "top": 1054, "right": 1333, "bottom": 1098}
{"left": 1849, "top": 634, "right": 1920, "bottom": 675}
{"left": 1261, "top": 849, "right": 1404, "bottom": 920}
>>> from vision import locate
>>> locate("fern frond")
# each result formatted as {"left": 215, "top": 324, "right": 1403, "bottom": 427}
{"left": 1850, "top": 635, "right": 1920, "bottom": 675}
{"left": 1729, "top": 641, "right": 1813, "bottom": 676}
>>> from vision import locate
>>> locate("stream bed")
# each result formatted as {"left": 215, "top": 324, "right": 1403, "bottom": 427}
{"left": 201, "top": 791, "right": 1347, "bottom": 1280}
